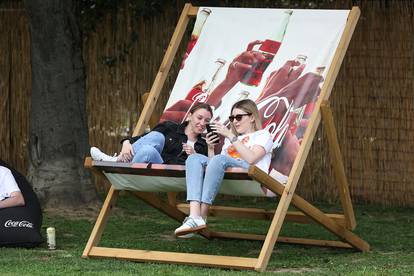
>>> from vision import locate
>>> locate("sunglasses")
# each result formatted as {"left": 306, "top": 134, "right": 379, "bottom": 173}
{"left": 229, "top": 113, "right": 252, "bottom": 122}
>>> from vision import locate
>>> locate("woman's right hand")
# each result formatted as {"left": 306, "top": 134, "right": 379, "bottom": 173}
{"left": 118, "top": 140, "right": 134, "bottom": 162}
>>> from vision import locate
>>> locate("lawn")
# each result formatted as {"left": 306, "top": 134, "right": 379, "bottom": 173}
{"left": 1, "top": 194, "right": 413, "bottom": 275}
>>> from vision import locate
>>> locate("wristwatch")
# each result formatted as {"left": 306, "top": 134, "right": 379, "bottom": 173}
{"left": 230, "top": 136, "right": 238, "bottom": 143}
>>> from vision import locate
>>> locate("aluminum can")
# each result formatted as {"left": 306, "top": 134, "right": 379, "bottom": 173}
{"left": 47, "top": 227, "right": 56, "bottom": 250}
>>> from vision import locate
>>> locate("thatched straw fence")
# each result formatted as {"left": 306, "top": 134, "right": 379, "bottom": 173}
{"left": 1, "top": 0, "right": 413, "bottom": 206}
{"left": 0, "top": 4, "right": 31, "bottom": 174}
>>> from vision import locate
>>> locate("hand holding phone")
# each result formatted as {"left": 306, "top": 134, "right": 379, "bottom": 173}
{"left": 206, "top": 123, "right": 219, "bottom": 145}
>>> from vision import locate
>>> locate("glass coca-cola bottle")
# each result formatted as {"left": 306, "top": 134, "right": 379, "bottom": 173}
{"left": 179, "top": 58, "right": 226, "bottom": 122}
{"left": 257, "top": 54, "right": 307, "bottom": 102}
{"left": 240, "top": 10, "right": 293, "bottom": 86}
{"left": 185, "top": 58, "right": 226, "bottom": 102}
{"left": 292, "top": 66, "right": 326, "bottom": 139}
{"left": 180, "top": 8, "right": 212, "bottom": 69}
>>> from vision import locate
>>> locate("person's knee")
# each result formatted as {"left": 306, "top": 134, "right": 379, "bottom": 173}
{"left": 150, "top": 131, "right": 165, "bottom": 141}
{"left": 209, "top": 155, "right": 227, "bottom": 167}
{"left": 134, "top": 145, "right": 159, "bottom": 162}
{"left": 186, "top": 153, "right": 204, "bottom": 165}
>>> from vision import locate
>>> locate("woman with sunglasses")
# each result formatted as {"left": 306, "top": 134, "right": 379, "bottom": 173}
{"left": 174, "top": 99, "right": 273, "bottom": 237}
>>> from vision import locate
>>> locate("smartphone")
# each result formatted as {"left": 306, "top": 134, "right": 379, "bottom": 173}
{"left": 206, "top": 124, "right": 219, "bottom": 144}
{"left": 206, "top": 123, "right": 214, "bottom": 134}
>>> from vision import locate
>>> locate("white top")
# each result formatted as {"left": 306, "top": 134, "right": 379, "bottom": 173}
{"left": 221, "top": 129, "right": 273, "bottom": 173}
{"left": 0, "top": 166, "right": 20, "bottom": 201}
{"left": 186, "top": 140, "right": 196, "bottom": 148}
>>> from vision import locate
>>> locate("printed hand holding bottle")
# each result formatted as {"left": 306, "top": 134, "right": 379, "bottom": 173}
{"left": 257, "top": 55, "right": 307, "bottom": 102}
{"left": 240, "top": 10, "right": 293, "bottom": 86}
{"left": 207, "top": 10, "right": 293, "bottom": 108}
{"left": 180, "top": 8, "right": 211, "bottom": 69}
{"left": 160, "top": 58, "right": 225, "bottom": 123}
{"left": 185, "top": 58, "right": 226, "bottom": 102}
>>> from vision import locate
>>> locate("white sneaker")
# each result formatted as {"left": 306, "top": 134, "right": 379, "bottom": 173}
{"left": 177, "top": 217, "right": 208, "bottom": 239}
{"left": 90, "top": 147, "right": 118, "bottom": 162}
{"left": 174, "top": 216, "right": 206, "bottom": 237}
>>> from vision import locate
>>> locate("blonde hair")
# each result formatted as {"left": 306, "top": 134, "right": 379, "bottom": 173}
{"left": 229, "top": 99, "right": 262, "bottom": 135}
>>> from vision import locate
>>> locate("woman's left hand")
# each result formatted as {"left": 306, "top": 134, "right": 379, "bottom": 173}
{"left": 210, "top": 122, "right": 232, "bottom": 138}
{"left": 205, "top": 132, "right": 220, "bottom": 148}
{"left": 182, "top": 143, "right": 195, "bottom": 155}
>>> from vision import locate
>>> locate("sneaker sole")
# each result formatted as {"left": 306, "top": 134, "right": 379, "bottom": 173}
{"left": 177, "top": 233, "right": 195, "bottom": 239}
{"left": 174, "top": 225, "right": 206, "bottom": 236}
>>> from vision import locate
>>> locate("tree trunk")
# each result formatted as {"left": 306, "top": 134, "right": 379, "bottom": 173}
{"left": 24, "top": 0, "right": 97, "bottom": 207}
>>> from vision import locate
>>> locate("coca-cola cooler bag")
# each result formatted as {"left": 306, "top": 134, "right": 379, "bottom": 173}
{"left": 0, "top": 160, "right": 43, "bottom": 248}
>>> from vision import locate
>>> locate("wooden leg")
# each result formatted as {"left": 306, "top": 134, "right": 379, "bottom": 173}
{"left": 82, "top": 185, "right": 119, "bottom": 257}
{"left": 321, "top": 101, "right": 356, "bottom": 230}
{"left": 167, "top": 192, "right": 178, "bottom": 206}
{"left": 249, "top": 167, "right": 370, "bottom": 253}
{"left": 208, "top": 231, "right": 353, "bottom": 248}
{"left": 176, "top": 203, "right": 347, "bottom": 226}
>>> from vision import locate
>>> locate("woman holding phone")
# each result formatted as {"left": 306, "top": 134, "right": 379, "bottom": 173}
{"left": 90, "top": 103, "right": 215, "bottom": 165}
{"left": 175, "top": 99, "right": 273, "bottom": 236}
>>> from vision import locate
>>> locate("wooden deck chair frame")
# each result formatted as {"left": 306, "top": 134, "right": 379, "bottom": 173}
{"left": 82, "top": 4, "right": 369, "bottom": 272}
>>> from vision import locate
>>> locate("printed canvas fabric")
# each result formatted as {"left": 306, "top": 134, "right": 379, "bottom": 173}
{"left": 161, "top": 7, "right": 349, "bottom": 184}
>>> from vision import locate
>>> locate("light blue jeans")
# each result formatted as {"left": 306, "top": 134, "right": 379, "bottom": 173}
{"left": 131, "top": 131, "right": 165, "bottom": 164}
{"left": 185, "top": 153, "right": 249, "bottom": 205}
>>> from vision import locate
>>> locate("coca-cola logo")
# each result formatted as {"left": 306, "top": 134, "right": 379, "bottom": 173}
{"left": 192, "top": 91, "right": 208, "bottom": 102}
{"left": 4, "top": 220, "right": 34, "bottom": 228}
{"left": 257, "top": 95, "right": 291, "bottom": 120}
{"left": 257, "top": 95, "right": 294, "bottom": 149}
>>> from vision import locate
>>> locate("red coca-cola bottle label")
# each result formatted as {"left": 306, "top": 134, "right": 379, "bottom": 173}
{"left": 240, "top": 40, "right": 281, "bottom": 87}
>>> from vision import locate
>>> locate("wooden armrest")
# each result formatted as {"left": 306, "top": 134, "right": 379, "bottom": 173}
{"left": 87, "top": 160, "right": 252, "bottom": 180}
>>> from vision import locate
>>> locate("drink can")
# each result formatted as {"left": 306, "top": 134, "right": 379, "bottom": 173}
{"left": 47, "top": 227, "right": 56, "bottom": 250}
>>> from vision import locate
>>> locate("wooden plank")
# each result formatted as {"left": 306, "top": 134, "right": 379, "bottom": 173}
{"left": 209, "top": 231, "right": 353, "bottom": 249}
{"left": 176, "top": 204, "right": 346, "bottom": 226}
{"left": 84, "top": 157, "right": 93, "bottom": 169}
{"left": 141, "top": 92, "right": 159, "bottom": 129}
{"left": 253, "top": 7, "right": 362, "bottom": 272}
{"left": 82, "top": 186, "right": 119, "bottom": 257}
{"left": 89, "top": 247, "right": 257, "bottom": 270}
{"left": 252, "top": 109, "right": 321, "bottom": 272}
{"left": 249, "top": 166, "right": 370, "bottom": 251}
{"left": 167, "top": 192, "right": 178, "bottom": 206}
{"left": 321, "top": 101, "right": 356, "bottom": 230}
{"left": 188, "top": 6, "right": 199, "bottom": 17}
{"left": 277, "top": 236, "right": 353, "bottom": 249}
{"left": 132, "top": 3, "right": 194, "bottom": 136}
{"left": 91, "top": 160, "right": 251, "bottom": 180}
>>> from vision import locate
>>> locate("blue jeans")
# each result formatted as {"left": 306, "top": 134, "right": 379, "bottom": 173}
{"left": 185, "top": 153, "right": 249, "bottom": 205}
{"left": 131, "top": 131, "right": 165, "bottom": 164}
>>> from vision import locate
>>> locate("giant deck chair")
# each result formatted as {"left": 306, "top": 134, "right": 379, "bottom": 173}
{"left": 82, "top": 4, "right": 369, "bottom": 272}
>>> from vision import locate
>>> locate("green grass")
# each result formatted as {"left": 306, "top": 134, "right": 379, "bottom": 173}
{"left": 1, "top": 194, "right": 413, "bottom": 275}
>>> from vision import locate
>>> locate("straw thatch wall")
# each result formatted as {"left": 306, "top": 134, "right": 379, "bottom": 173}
{"left": 1, "top": 0, "right": 413, "bottom": 206}
{"left": 0, "top": 4, "right": 31, "bottom": 174}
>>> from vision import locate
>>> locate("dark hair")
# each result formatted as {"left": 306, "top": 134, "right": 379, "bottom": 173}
{"left": 188, "top": 102, "right": 213, "bottom": 117}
